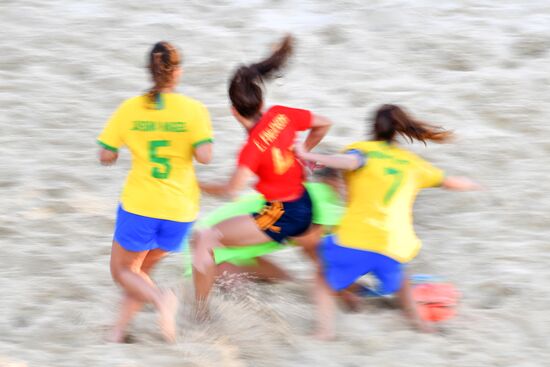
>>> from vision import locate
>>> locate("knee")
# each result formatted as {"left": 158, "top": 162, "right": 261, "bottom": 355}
{"left": 110, "top": 259, "right": 122, "bottom": 284}
{"left": 192, "top": 228, "right": 217, "bottom": 250}
{"left": 190, "top": 230, "right": 201, "bottom": 250}
{"left": 110, "top": 258, "right": 132, "bottom": 284}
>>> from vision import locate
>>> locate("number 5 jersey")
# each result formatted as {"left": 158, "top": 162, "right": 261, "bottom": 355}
{"left": 97, "top": 93, "right": 213, "bottom": 222}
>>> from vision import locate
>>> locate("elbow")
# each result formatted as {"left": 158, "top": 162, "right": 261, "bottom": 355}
{"left": 316, "top": 115, "right": 333, "bottom": 128}
{"left": 99, "top": 149, "right": 118, "bottom": 166}
{"left": 194, "top": 144, "right": 213, "bottom": 165}
{"left": 195, "top": 154, "right": 212, "bottom": 165}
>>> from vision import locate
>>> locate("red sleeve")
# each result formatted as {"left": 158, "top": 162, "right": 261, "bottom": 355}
{"left": 237, "top": 142, "right": 260, "bottom": 173}
{"left": 277, "top": 106, "right": 312, "bottom": 131}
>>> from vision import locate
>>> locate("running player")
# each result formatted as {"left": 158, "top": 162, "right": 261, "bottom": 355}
{"left": 97, "top": 41, "right": 213, "bottom": 342}
{"left": 296, "top": 104, "right": 480, "bottom": 339}
{"left": 205, "top": 167, "right": 344, "bottom": 283}
{"left": 192, "top": 35, "right": 332, "bottom": 315}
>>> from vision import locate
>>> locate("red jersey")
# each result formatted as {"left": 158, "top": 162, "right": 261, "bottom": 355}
{"left": 238, "top": 105, "right": 313, "bottom": 201}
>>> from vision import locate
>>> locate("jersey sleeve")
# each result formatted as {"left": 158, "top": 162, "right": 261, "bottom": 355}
{"left": 415, "top": 157, "right": 445, "bottom": 188}
{"left": 283, "top": 106, "right": 312, "bottom": 131}
{"left": 97, "top": 103, "right": 126, "bottom": 152}
{"left": 237, "top": 143, "right": 260, "bottom": 173}
{"left": 190, "top": 103, "right": 214, "bottom": 148}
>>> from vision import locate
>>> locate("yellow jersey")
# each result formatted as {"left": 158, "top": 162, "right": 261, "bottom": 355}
{"left": 97, "top": 93, "right": 213, "bottom": 222}
{"left": 335, "top": 141, "right": 444, "bottom": 263}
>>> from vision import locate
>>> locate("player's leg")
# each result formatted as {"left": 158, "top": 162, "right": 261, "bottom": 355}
{"left": 216, "top": 257, "right": 292, "bottom": 282}
{"left": 109, "top": 248, "right": 169, "bottom": 342}
{"left": 193, "top": 215, "right": 272, "bottom": 318}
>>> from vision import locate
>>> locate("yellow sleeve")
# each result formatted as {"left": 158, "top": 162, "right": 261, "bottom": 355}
{"left": 415, "top": 157, "right": 445, "bottom": 188}
{"left": 97, "top": 103, "right": 126, "bottom": 152}
{"left": 190, "top": 104, "right": 214, "bottom": 148}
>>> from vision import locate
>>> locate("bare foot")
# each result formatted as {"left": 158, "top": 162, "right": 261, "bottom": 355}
{"left": 158, "top": 290, "right": 178, "bottom": 343}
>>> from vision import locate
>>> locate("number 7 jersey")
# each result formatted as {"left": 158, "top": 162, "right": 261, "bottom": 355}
{"left": 336, "top": 141, "right": 444, "bottom": 263}
{"left": 97, "top": 94, "right": 213, "bottom": 222}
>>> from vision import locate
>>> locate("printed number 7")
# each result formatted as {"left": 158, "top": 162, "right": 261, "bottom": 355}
{"left": 149, "top": 140, "right": 171, "bottom": 179}
{"left": 384, "top": 167, "right": 403, "bottom": 205}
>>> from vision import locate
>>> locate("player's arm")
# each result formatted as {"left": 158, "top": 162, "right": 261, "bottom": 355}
{"left": 193, "top": 142, "right": 213, "bottom": 164}
{"left": 441, "top": 176, "right": 481, "bottom": 191}
{"left": 191, "top": 104, "right": 214, "bottom": 164}
{"left": 303, "top": 114, "right": 332, "bottom": 151}
{"left": 296, "top": 145, "right": 363, "bottom": 171}
{"left": 416, "top": 157, "right": 481, "bottom": 191}
{"left": 99, "top": 148, "right": 119, "bottom": 166}
{"left": 97, "top": 102, "right": 126, "bottom": 166}
{"left": 199, "top": 166, "right": 253, "bottom": 199}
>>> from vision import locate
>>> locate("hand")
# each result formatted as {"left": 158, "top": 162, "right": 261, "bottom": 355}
{"left": 293, "top": 140, "right": 315, "bottom": 175}
{"left": 463, "top": 178, "right": 483, "bottom": 191}
{"left": 293, "top": 140, "right": 307, "bottom": 159}
{"left": 99, "top": 149, "right": 118, "bottom": 166}
{"left": 443, "top": 176, "right": 484, "bottom": 191}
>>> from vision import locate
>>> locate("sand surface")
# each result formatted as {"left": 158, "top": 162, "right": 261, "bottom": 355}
{"left": 2, "top": 0, "right": 550, "bottom": 366}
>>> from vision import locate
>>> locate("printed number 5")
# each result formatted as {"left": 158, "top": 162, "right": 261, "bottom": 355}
{"left": 149, "top": 140, "right": 171, "bottom": 179}
{"left": 384, "top": 167, "right": 403, "bottom": 205}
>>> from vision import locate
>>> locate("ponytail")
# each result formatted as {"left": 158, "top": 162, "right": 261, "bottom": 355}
{"left": 229, "top": 35, "right": 294, "bottom": 118}
{"left": 373, "top": 104, "right": 452, "bottom": 144}
{"left": 250, "top": 34, "right": 293, "bottom": 80}
{"left": 146, "top": 41, "right": 181, "bottom": 107}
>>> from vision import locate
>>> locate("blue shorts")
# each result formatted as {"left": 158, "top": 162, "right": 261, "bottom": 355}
{"left": 318, "top": 235, "right": 404, "bottom": 294}
{"left": 253, "top": 189, "right": 313, "bottom": 243}
{"left": 114, "top": 205, "right": 193, "bottom": 253}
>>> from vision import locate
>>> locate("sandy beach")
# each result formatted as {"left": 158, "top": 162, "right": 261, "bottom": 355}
{"left": 1, "top": 0, "right": 550, "bottom": 366}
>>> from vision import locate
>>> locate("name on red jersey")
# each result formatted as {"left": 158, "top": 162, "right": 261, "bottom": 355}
{"left": 253, "top": 114, "right": 289, "bottom": 152}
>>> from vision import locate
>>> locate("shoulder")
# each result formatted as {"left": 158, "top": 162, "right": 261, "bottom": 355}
{"left": 268, "top": 105, "right": 312, "bottom": 130}
{"left": 269, "top": 105, "right": 311, "bottom": 116}
{"left": 268, "top": 105, "right": 285, "bottom": 113}
{"left": 393, "top": 147, "right": 424, "bottom": 163}
{"left": 344, "top": 141, "right": 377, "bottom": 153}
{"left": 391, "top": 147, "right": 436, "bottom": 171}
{"left": 116, "top": 95, "right": 146, "bottom": 110}
{"left": 169, "top": 94, "right": 207, "bottom": 110}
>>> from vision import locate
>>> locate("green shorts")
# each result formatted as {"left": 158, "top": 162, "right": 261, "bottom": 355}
{"left": 183, "top": 182, "right": 343, "bottom": 275}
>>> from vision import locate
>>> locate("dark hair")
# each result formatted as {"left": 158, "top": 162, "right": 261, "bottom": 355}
{"left": 372, "top": 104, "right": 452, "bottom": 144}
{"left": 146, "top": 41, "right": 181, "bottom": 106}
{"left": 228, "top": 35, "right": 294, "bottom": 119}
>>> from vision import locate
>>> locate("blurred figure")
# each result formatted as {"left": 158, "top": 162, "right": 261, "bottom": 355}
{"left": 194, "top": 35, "right": 332, "bottom": 318}
{"left": 297, "top": 104, "right": 480, "bottom": 339}
{"left": 97, "top": 41, "right": 213, "bottom": 342}
{"left": 211, "top": 167, "right": 344, "bottom": 283}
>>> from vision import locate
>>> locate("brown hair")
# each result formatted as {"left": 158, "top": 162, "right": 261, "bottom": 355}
{"left": 146, "top": 41, "right": 181, "bottom": 107}
{"left": 228, "top": 35, "right": 294, "bottom": 119}
{"left": 373, "top": 104, "right": 452, "bottom": 144}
